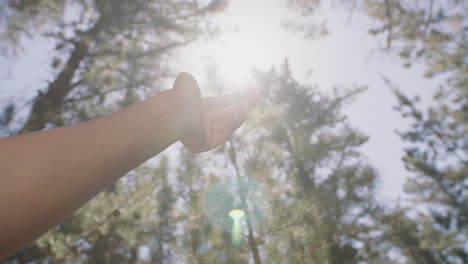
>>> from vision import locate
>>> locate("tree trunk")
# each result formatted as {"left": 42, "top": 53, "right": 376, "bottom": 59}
{"left": 246, "top": 215, "right": 262, "bottom": 264}
{"left": 19, "top": 17, "right": 104, "bottom": 134}
{"left": 20, "top": 41, "right": 88, "bottom": 133}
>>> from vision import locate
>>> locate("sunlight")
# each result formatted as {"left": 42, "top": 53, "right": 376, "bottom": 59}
{"left": 211, "top": 30, "right": 278, "bottom": 84}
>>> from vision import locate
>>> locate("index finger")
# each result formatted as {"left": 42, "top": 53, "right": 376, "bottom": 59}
{"left": 204, "top": 88, "right": 260, "bottom": 110}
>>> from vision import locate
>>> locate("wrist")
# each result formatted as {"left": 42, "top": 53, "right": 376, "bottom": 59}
{"left": 164, "top": 88, "right": 202, "bottom": 142}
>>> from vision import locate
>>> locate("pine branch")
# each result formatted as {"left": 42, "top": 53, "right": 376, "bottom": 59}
{"left": 53, "top": 189, "right": 139, "bottom": 263}
{"left": 384, "top": 0, "right": 394, "bottom": 50}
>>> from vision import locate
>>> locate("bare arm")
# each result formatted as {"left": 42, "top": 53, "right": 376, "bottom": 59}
{"left": 0, "top": 73, "right": 259, "bottom": 258}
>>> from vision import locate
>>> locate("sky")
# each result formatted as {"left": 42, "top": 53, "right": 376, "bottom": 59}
{"left": 0, "top": 0, "right": 442, "bottom": 203}
{"left": 178, "top": 0, "right": 441, "bottom": 203}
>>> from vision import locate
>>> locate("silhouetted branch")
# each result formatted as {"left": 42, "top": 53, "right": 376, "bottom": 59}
{"left": 54, "top": 188, "right": 140, "bottom": 263}
{"left": 384, "top": 0, "right": 393, "bottom": 50}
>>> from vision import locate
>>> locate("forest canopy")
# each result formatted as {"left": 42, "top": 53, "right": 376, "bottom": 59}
{"left": 0, "top": 0, "right": 466, "bottom": 263}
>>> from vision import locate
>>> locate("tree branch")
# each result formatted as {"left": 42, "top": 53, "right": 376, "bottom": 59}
{"left": 384, "top": 0, "right": 394, "bottom": 50}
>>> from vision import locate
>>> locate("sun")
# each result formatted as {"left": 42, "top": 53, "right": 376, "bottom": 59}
{"left": 210, "top": 30, "right": 278, "bottom": 84}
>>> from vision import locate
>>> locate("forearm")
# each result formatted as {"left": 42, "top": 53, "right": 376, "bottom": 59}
{"left": 0, "top": 89, "right": 188, "bottom": 257}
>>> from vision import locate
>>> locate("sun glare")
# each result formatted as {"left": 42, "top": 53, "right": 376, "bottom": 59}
{"left": 211, "top": 30, "right": 278, "bottom": 84}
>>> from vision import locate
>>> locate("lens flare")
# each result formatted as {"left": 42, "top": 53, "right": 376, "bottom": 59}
{"left": 228, "top": 209, "right": 246, "bottom": 246}
{"left": 203, "top": 178, "right": 270, "bottom": 247}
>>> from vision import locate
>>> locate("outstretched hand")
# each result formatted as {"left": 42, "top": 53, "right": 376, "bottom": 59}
{"left": 172, "top": 73, "right": 260, "bottom": 153}
{"left": 0, "top": 72, "right": 259, "bottom": 258}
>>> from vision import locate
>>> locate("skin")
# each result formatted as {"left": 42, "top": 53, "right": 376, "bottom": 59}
{"left": 0, "top": 72, "right": 259, "bottom": 259}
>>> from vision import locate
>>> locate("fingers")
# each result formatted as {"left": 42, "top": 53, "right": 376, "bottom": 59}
{"left": 183, "top": 106, "right": 233, "bottom": 153}
{"left": 177, "top": 73, "right": 261, "bottom": 152}
{"left": 207, "top": 101, "right": 249, "bottom": 143}
{"left": 209, "top": 120, "right": 233, "bottom": 149}
{"left": 204, "top": 87, "right": 260, "bottom": 111}
{"left": 206, "top": 107, "right": 235, "bottom": 150}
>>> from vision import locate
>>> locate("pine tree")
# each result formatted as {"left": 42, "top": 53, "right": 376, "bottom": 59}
{"left": 167, "top": 61, "right": 385, "bottom": 263}
{"left": 283, "top": 1, "right": 467, "bottom": 262}
{"left": 365, "top": 1, "right": 467, "bottom": 262}
{"left": 0, "top": 0, "right": 227, "bottom": 135}
{"left": 1, "top": 1, "right": 227, "bottom": 262}
{"left": 246, "top": 61, "right": 382, "bottom": 263}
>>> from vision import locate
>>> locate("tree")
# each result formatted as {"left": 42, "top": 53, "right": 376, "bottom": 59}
{"left": 4, "top": 158, "right": 179, "bottom": 263}
{"left": 247, "top": 61, "right": 382, "bottom": 263}
{"left": 5, "top": 0, "right": 464, "bottom": 262}
{"left": 2, "top": 45, "right": 388, "bottom": 263}
{"left": 1, "top": 0, "right": 227, "bottom": 262}
{"left": 282, "top": 0, "right": 467, "bottom": 262}
{"left": 0, "top": 0, "right": 227, "bottom": 135}
{"left": 365, "top": 1, "right": 467, "bottom": 262}
{"left": 168, "top": 61, "right": 385, "bottom": 263}
{"left": 386, "top": 79, "right": 467, "bottom": 263}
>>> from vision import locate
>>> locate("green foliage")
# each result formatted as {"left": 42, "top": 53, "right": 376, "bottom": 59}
{"left": 0, "top": 104, "right": 14, "bottom": 128}
{"left": 281, "top": 0, "right": 329, "bottom": 39}
{"left": 362, "top": 0, "right": 467, "bottom": 91}
{"left": 3, "top": 0, "right": 466, "bottom": 262}
{"left": 0, "top": 0, "right": 66, "bottom": 55}
{"left": 283, "top": 0, "right": 467, "bottom": 262}
{"left": 4, "top": 62, "right": 382, "bottom": 263}
{"left": 391, "top": 84, "right": 468, "bottom": 263}
{"left": 0, "top": 0, "right": 228, "bottom": 134}
{"left": 365, "top": 0, "right": 467, "bottom": 262}
{"left": 185, "top": 61, "right": 381, "bottom": 263}
{"left": 368, "top": 1, "right": 467, "bottom": 262}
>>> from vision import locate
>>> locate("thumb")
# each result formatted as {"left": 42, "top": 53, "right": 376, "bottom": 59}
{"left": 172, "top": 72, "right": 201, "bottom": 100}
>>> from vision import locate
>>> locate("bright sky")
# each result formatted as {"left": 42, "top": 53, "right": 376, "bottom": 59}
{"left": 178, "top": 0, "right": 441, "bottom": 203}
{"left": 0, "top": 0, "right": 442, "bottom": 202}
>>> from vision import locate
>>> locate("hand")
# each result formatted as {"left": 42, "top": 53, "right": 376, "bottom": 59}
{"left": 172, "top": 73, "right": 259, "bottom": 153}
